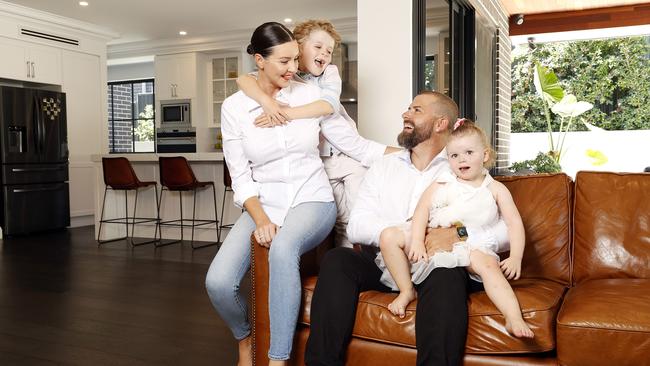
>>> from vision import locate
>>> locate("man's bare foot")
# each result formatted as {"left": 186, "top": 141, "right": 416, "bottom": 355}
{"left": 237, "top": 336, "right": 252, "bottom": 366}
{"left": 506, "top": 318, "right": 534, "bottom": 338}
{"left": 388, "top": 287, "right": 417, "bottom": 318}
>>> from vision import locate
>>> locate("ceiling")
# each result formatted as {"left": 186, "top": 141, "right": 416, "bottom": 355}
{"left": 3, "top": 0, "right": 356, "bottom": 45}
{"left": 500, "top": 0, "right": 650, "bottom": 15}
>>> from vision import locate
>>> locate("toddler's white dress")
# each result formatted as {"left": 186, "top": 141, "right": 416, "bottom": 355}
{"left": 375, "top": 171, "right": 504, "bottom": 290}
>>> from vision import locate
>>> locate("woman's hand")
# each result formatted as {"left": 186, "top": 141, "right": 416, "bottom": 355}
{"left": 408, "top": 241, "right": 429, "bottom": 263}
{"left": 254, "top": 220, "right": 279, "bottom": 248}
{"left": 254, "top": 99, "right": 290, "bottom": 128}
{"left": 500, "top": 256, "right": 522, "bottom": 280}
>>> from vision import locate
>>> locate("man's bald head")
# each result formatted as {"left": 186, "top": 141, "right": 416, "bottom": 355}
{"left": 417, "top": 91, "right": 459, "bottom": 132}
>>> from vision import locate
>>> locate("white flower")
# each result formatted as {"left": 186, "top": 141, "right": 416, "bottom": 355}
{"left": 551, "top": 94, "right": 593, "bottom": 118}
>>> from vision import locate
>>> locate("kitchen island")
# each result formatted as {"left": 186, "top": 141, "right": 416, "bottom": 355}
{"left": 92, "top": 152, "right": 242, "bottom": 243}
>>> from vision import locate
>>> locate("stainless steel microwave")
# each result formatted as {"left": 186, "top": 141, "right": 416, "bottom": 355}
{"left": 160, "top": 99, "right": 191, "bottom": 127}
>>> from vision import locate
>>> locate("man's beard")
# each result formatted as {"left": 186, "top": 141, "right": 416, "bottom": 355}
{"left": 397, "top": 122, "right": 433, "bottom": 149}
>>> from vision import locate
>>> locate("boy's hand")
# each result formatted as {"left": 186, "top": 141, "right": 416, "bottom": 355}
{"left": 255, "top": 100, "right": 290, "bottom": 128}
{"left": 408, "top": 241, "right": 429, "bottom": 264}
{"left": 500, "top": 257, "right": 522, "bottom": 280}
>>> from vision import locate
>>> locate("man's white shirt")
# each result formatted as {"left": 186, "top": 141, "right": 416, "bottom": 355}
{"left": 347, "top": 149, "right": 509, "bottom": 250}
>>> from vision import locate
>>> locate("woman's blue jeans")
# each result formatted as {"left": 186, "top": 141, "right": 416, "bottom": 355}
{"left": 205, "top": 201, "right": 336, "bottom": 361}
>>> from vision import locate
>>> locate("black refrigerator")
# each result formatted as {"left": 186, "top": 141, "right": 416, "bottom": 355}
{"left": 0, "top": 86, "right": 70, "bottom": 236}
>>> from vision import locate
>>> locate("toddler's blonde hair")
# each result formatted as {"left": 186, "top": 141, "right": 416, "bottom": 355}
{"left": 293, "top": 19, "right": 341, "bottom": 47}
{"left": 449, "top": 119, "right": 497, "bottom": 169}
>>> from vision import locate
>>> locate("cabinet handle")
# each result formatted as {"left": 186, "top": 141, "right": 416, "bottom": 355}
{"left": 26, "top": 61, "right": 31, "bottom": 77}
{"left": 170, "top": 84, "right": 174, "bottom": 97}
{"left": 31, "top": 62, "right": 35, "bottom": 78}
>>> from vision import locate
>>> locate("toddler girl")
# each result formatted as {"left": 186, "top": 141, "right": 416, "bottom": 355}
{"left": 376, "top": 119, "right": 534, "bottom": 338}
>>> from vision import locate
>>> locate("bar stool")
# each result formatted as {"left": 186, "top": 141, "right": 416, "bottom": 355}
{"left": 156, "top": 156, "right": 219, "bottom": 249}
{"left": 97, "top": 157, "right": 159, "bottom": 246}
{"left": 218, "top": 162, "right": 242, "bottom": 238}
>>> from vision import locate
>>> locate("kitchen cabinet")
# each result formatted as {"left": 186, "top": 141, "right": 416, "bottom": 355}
{"left": 154, "top": 53, "right": 198, "bottom": 100}
{"left": 61, "top": 50, "right": 103, "bottom": 222}
{"left": 0, "top": 36, "right": 62, "bottom": 85}
{"left": 210, "top": 55, "right": 240, "bottom": 127}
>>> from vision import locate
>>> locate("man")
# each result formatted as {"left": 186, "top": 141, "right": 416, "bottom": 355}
{"left": 305, "top": 91, "right": 508, "bottom": 366}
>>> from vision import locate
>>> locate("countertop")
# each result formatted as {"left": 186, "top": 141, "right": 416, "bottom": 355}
{"left": 91, "top": 152, "right": 224, "bottom": 162}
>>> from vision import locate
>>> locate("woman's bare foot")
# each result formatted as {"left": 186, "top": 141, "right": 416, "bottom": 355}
{"left": 237, "top": 336, "right": 252, "bottom": 366}
{"left": 506, "top": 318, "right": 534, "bottom": 338}
{"left": 388, "top": 287, "right": 417, "bottom": 318}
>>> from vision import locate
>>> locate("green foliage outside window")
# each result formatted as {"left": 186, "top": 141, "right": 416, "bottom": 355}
{"left": 511, "top": 36, "right": 650, "bottom": 132}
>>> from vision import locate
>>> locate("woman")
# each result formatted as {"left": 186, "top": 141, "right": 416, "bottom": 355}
{"left": 205, "top": 22, "right": 382, "bottom": 366}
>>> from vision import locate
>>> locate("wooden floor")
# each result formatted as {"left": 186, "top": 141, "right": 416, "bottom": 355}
{"left": 0, "top": 226, "right": 243, "bottom": 365}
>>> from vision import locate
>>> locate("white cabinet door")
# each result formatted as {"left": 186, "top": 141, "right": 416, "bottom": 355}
{"left": 0, "top": 37, "right": 62, "bottom": 85}
{"left": 154, "top": 56, "right": 177, "bottom": 100}
{"left": 29, "top": 44, "right": 62, "bottom": 85}
{"left": 61, "top": 50, "right": 102, "bottom": 219}
{"left": 0, "top": 37, "right": 29, "bottom": 81}
{"left": 154, "top": 53, "right": 197, "bottom": 100}
{"left": 174, "top": 53, "right": 197, "bottom": 99}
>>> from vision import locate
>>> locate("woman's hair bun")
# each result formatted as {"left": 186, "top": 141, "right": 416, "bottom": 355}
{"left": 246, "top": 44, "right": 255, "bottom": 55}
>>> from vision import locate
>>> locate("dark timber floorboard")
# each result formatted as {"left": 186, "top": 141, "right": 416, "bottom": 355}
{"left": 0, "top": 226, "right": 242, "bottom": 365}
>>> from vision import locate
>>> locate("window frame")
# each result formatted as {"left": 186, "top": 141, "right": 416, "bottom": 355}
{"left": 107, "top": 78, "right": 156, "bottom": 154}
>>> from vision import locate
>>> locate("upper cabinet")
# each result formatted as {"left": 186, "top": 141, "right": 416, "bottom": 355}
{"left": 154, "top": 53, "right": 199, "bottom": 100}
{"left": 210, "top": 55, "right": 240, "bottom": 127}
{"left": 0, "top": 36, "right": 62, "bottom": 85}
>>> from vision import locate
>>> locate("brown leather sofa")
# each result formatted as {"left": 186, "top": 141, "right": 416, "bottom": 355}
{"left": 250, "top": 172, "right": 650, "bottom": 365}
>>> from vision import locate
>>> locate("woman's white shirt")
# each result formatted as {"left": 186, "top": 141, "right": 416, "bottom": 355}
{"left": 221, "top": 80, "right": 382, "bottom": 226}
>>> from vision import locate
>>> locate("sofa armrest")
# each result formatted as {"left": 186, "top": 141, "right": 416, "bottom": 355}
{"left": 250, "top": 233, "right": 334, "bottom": 365}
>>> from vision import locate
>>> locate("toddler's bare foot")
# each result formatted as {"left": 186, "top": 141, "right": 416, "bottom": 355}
{"left": 388, "top": 287, "right": 416, "bottom": 318}
{"left": 506, "top": 318, "right": 534, "bottom": 338}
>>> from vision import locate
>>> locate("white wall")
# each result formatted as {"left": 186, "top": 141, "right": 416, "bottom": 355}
{"left": 510, "top": 130, "right": 650, "bottom": 178}
{"left": 357, "top": 0, "right": 413, "bottom": 146}
{"left": 107, "top": 61, "right": 154, "bottom": 81}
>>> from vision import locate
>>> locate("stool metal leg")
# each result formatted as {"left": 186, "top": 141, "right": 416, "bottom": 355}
{"left": 128, "top": 187, "right": 160, "bottom": 247}
{"left": 98, "top": 187, "right": 129, "bottom": 245}
{"left": 190, "top": 184, "right": 220, "bottom": 249}
{"left": 155, "top": 188, "right": 185, "bottom": 247}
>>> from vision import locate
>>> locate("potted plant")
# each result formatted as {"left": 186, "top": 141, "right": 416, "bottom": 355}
{"left": 510, "top": 63, "right": 593, "bottom": 174}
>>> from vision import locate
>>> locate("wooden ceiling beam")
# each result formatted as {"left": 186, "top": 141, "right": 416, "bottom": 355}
{"left": 509, "top": 4, "right": 650, "bottom": 35}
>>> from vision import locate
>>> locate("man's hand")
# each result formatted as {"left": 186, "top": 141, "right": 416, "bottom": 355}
{"left": 408, "top": 241, "right": 428, "bottom": 264}
{"left": 424, "top": 227, "right": 458, "bottom": 256}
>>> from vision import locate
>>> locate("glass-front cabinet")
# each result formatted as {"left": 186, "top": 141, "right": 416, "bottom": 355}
{"left": 211, "top": 55, "right": 240, "bottom": 127}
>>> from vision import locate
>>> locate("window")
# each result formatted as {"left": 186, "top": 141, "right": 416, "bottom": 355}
{"left": 107, "top": 79, "right": 155, "bottom": 153}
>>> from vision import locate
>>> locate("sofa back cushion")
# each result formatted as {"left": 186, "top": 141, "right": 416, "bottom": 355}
{"left": 496, "top": 173, "right": 573, "bottom": 286}
{"left": 573, "top": 171, "right": 650, "bottom": 285}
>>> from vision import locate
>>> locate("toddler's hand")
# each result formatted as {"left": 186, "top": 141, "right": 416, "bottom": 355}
{"left": 408, "top": 242, "right": 428, "bottom": 264}
{"left": 500, "top": 257, "right": 522, "bottom": 280}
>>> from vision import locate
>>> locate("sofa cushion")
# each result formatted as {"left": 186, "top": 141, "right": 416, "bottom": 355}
{"left": 573, "top": 171, "right": 650, "bottom": 285}
{"left": 557, "top": 278, "right": 650, "bottom": 366}
{"left": 300, "top": 277, "right": 566, "bottom": 354}
{"left": 496, "top": 174, "right": 573, "bottom": 286}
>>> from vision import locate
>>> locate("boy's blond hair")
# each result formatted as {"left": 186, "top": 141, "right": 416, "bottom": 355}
{"left": 293, "top": 19, "right": 342, "bottom": 47}
{"left": 450, "top": 119, "right": 497, "bottom": 169}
